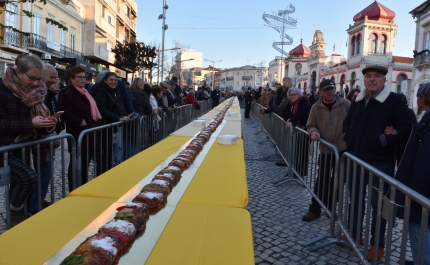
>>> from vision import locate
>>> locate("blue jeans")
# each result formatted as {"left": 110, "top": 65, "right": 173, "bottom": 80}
{"left": 27, "top": 159, "right": 51, "bottom": 213}
{"left": 347, "top": 160, "right": 393, "bottom": 247}
{"left": 409, "top": 222, "right": 430, "bottom": 265}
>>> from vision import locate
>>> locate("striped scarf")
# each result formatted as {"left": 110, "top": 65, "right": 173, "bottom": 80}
{"left": 3, "top": 66, "right": 50, "bottom": 118}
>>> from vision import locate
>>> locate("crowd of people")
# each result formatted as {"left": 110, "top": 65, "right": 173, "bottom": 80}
{"left": 247, "top": 66, "right": 429, "bottom": 264}
{"left": 0, "top": 54, "right": 228, "bottom": 228}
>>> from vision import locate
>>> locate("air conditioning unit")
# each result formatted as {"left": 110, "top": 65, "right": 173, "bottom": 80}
{"left": 41, "top": 54, "right": 51, "bottom": 60}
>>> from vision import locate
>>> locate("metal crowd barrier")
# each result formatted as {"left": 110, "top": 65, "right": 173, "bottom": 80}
{"left": 333, "top": 153, "right": 430, "bottom": 265}
{"left": 75, "top": 100, "right": 213, "bottom": 190}
{"left": 0, "top": 133, "right": 76, "bottom": 229}
{"left": 251, "top": 102, "right": 430, "bottom": 265}
{"left": 0, "top": 99, "right": 214, "bottom": 232}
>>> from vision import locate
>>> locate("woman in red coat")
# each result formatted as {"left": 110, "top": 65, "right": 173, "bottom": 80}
{"left": 184, "top": 89, "right": 200, "bottom": 106}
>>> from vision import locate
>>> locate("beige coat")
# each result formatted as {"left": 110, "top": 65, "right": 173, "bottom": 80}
{"left": 306, "top": 97, "right": 350, "bottom": 154}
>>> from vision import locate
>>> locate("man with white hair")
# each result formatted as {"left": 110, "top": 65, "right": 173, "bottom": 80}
{"left": 343, "top": 65, "right": 412, "bottom": 262}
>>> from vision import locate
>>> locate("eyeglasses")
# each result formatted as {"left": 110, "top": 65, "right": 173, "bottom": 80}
{"left": 74, "top": 76, "right": 87, "bottom": 79}
{"left": 289, "top": 93, "right": 298, "bottom": 97}
{"left": 23, "top": 72, "right": 44, "bottom": 83}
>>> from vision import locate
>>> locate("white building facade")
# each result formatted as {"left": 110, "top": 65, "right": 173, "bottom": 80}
{"left": 410, "top": 1, "right": 430, "bottom": 110}
{"left": 217, "top": 65, "right": 268, "bottom": 91}
{"left": 288, "top": 1, "right": 413, "bottom": 100}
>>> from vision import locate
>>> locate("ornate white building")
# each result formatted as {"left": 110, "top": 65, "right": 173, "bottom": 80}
{"left": 287, "top": 1, "right": 413, "bottom": 99}
{"left": 410, "top": 1, "right": 430, "bottom": 110}
{"left": 219, "top": 65, "right": 268, "bottom": 91}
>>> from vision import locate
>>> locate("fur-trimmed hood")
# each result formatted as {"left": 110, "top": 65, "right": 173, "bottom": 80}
{"left": 355, "top": 85, "right": 391, "bottom": 103}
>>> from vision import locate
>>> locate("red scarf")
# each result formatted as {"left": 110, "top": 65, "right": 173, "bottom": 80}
{"left": 290, "top": 96, "right": 310, "bottom": 126}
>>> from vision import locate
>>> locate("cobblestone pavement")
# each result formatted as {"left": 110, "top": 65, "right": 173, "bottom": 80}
{"left": 242, "top": 109, "right": 414, "bottom": 265}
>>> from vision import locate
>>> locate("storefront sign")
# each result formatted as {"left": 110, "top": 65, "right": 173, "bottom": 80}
{"left": 109, "top": 66, "right": 127, "bottom": 78}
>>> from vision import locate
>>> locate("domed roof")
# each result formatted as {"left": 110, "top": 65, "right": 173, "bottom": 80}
{"left": 289, "top": 39, "right": 311, "bottom": 57}
{"left": 353, "top": 1, "right": 395, "bottom": 22}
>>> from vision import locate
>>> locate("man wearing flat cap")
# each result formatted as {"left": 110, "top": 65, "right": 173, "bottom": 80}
{"left": 342, "top": 65, "right": 412, "bottom": 262}
{"left": 302, "top": 79, "right": 350, "bottom": 222}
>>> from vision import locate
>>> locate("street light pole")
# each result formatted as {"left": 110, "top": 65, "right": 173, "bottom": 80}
{"left": 159, "top": 0, "right": 168, "bottom": 82}
{"left": 204, "top": 59, "right": 222, "bottom": 89}
{"left": 156, "top": 47, "right": 180, "bottom": 83}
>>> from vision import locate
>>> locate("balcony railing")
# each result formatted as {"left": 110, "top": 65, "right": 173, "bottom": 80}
{"left": 1, "top": 28, "right": 28, "bottom": 49}
{"left": 27, "top": 33, "right": 84, "bottom": 60}
{"left": 242, "top": 76, "right": 253, "bottom": 80}
{"left": 94, "top": 44, "right": 109, "bottom": 59}
{"left": 413, "top": 49, "right": 430, "bottom": 67}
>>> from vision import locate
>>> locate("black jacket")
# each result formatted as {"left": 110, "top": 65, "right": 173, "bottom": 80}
{"left": 94, "top": 83, "right": 128, "bottom": 125}
{"left": 395, "top": 112, "right": 430, "bottom": 224}
{"left": 165, "top": 89, "right": 182, "bottom": 108}
{"left": 282, "top": 97, "right": 310, "bottom": 127}
{"left": 211, "top": 90, "right": 221, "bottom": 103}
{"left": 343, "top": 87, "right": 412, "bottom": 163}
{"left": 128, "top": 88, "right": 152, "bottom": 116}
{"left": 44, "top": 89, "right": 65, "bottom": 134}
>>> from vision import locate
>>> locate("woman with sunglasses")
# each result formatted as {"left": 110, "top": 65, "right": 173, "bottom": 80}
{"left": 0, "top": 54, "right": 57, "bottom": 226}
{"left": 60, "top": 66, "right": 103, "bottom": 192}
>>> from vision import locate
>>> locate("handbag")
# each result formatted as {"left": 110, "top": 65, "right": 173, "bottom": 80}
{"left": 41, "top": 131, "right": 61, "bottom": 149}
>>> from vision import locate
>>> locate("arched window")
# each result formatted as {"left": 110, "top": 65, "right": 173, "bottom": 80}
{"left": 351, "top": 36, "right": 356, "bottom": 56}
{"left": 379, "top": 35, "right": 387, "bottom": 54}
{"left": 340, "top": 74, "right": 346, "bottom": 96}
{"left": 295, "top": 64, "right": 302, "bottom": 75}
{"left": 298, "top": 83, "right": 301, "bottom": 89}
{"left": 304, "top": 82, "right": 307, "bottom": 89}
{"left": 311, "top": 71, "right": 317, "bottom": 91}
{"left": 356, "top": 35, "right": 361, "bottom": 55}
{"left": 370, "top": 34, "right": 377, "bottom": 54}
{"left": 331, "top": 76, "right": 335, "bottom": 82}
{"left": 350, "top": 72, "right": 356, "bottom": 88}
{"left": 396, "top": 74, "right": 407, "bottom": 94}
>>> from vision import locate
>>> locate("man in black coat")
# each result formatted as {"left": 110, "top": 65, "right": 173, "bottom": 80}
{"left": 395, "top": 83, "right": 430, "bottom": 265}
{"left": 343, "top": 65, "right": 412, "bottom": 262}
{"left": 210, "top": 86, "right": 221, "bottom": 108}
{"left": 244, "top": 87, "right": 252, "bottom": 118}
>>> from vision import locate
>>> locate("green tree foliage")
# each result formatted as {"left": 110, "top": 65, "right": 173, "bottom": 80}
{"left": 111, "top": 40, "right": 157, "bottom": 81}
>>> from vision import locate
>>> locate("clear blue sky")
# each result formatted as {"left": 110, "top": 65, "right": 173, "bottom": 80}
{"left": 137, "top": 0, "right": 423, "bottom": 69}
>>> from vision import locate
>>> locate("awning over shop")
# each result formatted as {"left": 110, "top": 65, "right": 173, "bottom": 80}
{"left": 59, "top": 58, "right": 97, "bottom": 75}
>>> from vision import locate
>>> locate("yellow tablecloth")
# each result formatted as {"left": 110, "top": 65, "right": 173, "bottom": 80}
{"left": 146, "top": 204, "right": 254, "bottom": 265}
{"left": 69, "top": 136, "right": 192, "bottom": 199}
{"left": 179, "top": 139, "right": 248, "bottom": 208}
{"left": 171, "top": 120, "right": 242, "bottom": 138}
{"left": 0, "top": 197, "right": 116, "bottom": 265}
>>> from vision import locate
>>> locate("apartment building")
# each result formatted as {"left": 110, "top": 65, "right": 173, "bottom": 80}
{"left": 0, "top": 0, "right": 85, "bottom": 80}
{"left": 79, "top": 0, "right": 137, "bottom": 79}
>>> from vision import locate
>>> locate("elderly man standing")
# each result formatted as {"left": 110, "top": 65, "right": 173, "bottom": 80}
{"left": 27, "top": 64, "right": 63, "bottom": 215}
{"left": 302, "top": 79, "right": 350, "bottom": 222}
{"left": 343, "top": 65, "right": 412, "bottom": 262}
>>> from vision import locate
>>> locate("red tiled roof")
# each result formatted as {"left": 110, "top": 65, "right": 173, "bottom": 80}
{"left": 289, "top": 39, "right": 311, "bottom": 57}
{"left": 353, "top": 1, "right": 395, "bottom": 22}
{"left": 392, "top": 56, "right": 413, "bottom": 64}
